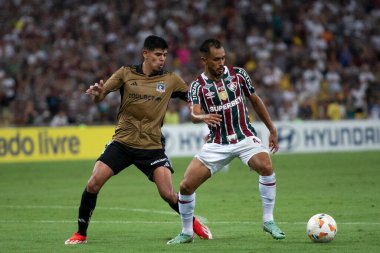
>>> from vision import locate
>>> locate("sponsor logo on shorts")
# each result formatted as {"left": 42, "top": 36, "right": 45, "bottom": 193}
{"left": 150, "top": 158, "right": 167, "bottom": 165}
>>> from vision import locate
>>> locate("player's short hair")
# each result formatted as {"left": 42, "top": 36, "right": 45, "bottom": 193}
{"left": 199, "top": 38, "right": 222, "bottom": 55}
{"left": 143, "top": 35, "right": 168, "bottom": 51}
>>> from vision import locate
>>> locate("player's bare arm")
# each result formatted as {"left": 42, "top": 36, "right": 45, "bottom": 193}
{"left": 249, "top": 93, "right": 279, "bottom": 153}
{"left": 190, "top": 104, "right": 222, "bottom": 127}
{"left": 85, "top": 79, "right": 107, "bottom": 103}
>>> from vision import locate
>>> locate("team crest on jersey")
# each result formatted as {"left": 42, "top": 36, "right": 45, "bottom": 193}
{"left": 156, "top": 81, "right": 165, "bottom": 92}
{"left": 218, "top": 90, "right": 228, "bottom": 100}
{"left": 227, "top": 82, "right": 237, "bottom": 92}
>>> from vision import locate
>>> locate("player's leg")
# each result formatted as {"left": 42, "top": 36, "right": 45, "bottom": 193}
{"left": 152, "top": 166, "right": 178, "bottom": 206}
{"left": 248, "top": 152, "right": 285, "bottom": 239}
{"left": 152, "top": 165, "right": 212, "bottom": 240}
{"left": 167, "top": 158, "right": 211, "bottom": 244}
{"left": 65, "top": 161, "right": 114, "bottom": 245}
{"left": 136, "top": 149, "right": 178, "bottom": 212}
{"left": 66, "top": 141, "right": 131, "bottom": 245}
{"left": 248, "top": 152, "right": 275, "bottom": 222}
{"left": 180, "top": 157, "right": 212, "bottom": 195}
{"left": 179, "top": 158, "right": 211, "bottom": 235}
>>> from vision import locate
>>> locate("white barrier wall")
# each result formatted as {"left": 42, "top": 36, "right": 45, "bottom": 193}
{"left": 162, "top": 120, "right": 380, "bottom": 156}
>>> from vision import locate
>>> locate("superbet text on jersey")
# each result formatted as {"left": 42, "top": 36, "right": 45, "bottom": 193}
{"left": 189, "top": 66, "right": 258, "bottom": 145}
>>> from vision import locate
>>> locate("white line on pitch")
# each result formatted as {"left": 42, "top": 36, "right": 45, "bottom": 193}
{"left": 0, "top": 220, "right": 378, "bottom": 225}
{"left": 1, "top": 205, "right": 379, "bottom": 225}
{"left": 0, "top": 204, "right": 177, "bottom": 216}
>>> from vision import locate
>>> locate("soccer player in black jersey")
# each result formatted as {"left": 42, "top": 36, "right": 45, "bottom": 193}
{"left": 65, "top": 35, "right": 212, "bottom": 244}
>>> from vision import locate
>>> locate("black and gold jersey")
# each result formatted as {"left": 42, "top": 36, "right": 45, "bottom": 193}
{"left": 103, "top": 65, "right": 188, "bottom": 149}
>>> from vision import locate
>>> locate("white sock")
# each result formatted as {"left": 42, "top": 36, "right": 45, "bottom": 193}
{"left": 259, "top": 173, "right": 276, "bottom": 223}
{"left": 178, "top": 192, "right": 195, "bottom": 235}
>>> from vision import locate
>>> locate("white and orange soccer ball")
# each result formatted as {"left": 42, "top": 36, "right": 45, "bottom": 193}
{"left": 307, "top": 213, "right": 337, "bottom": 243}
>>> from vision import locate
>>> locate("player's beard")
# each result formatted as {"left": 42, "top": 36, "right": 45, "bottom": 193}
{"left": 213, "top": 67, "right": 224, "bottom": 78}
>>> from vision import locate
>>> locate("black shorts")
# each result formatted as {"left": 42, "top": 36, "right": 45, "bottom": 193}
{"left": 97, "top": 140, "right": 174, "bottom": 181}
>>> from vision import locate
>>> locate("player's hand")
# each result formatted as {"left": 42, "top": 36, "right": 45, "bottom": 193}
{"left": 204, "top": 113, "right": 222, "bottom": 127}
{"left": 269, "top": 130, "right": 279, "bottom": 154}
{"left": 86, "top": 80, "right": 105, "bottom": 97}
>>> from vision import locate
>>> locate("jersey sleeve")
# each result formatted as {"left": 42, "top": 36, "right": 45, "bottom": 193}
{"left": 103, "top": 67, "right": 126, "bottom": 93}
{"left": 170, "top": 72, "right": 188, "bottom": 101}
{"left": 235, "top": 67, "right": 255, "bottom": 97}
{"left": 188, "top": 79, "right": 202, "bottom": 105}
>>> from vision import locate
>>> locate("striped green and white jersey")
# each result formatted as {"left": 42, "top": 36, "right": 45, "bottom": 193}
{"left": 189, "top": 66, "right": 257, "bottom": 144}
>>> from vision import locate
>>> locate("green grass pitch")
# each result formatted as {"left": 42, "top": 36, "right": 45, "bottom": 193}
{"left": 0, "top": 151, "right": 379, "bottom": 253}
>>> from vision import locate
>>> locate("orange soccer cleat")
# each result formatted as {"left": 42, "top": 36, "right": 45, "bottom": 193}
{"left": 65, "top": 232, "right": 87, "bottom": 245}
{"left": 193, "top": 217, "right": 213, "bottom": 239}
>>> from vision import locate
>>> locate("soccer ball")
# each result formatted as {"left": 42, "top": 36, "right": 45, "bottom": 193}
{"left": 307, "top": 213, "right": 337, "bottom": 243}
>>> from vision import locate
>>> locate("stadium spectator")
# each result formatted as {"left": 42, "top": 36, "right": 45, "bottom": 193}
{"left": 0, "top": 70, "right": 16, "bottom": 126}
{"left": 50, "top": 108, "right": 69, "bottom": 127}
{"left": 168, "top": 39, "right": 284, "bottom": 244}
{"left": 325, "top": 63, "right": 343, "bottom": 95}
{"left": 350, "top": 82, "right": 368, "bottom": 119}
{"left": 326, "top": 95, "right": 345, "bottom": 121}
{"left": 297, "top": 98, "right": 313, "bottom": 120}
{"left": 368, "top": 97, "right": 380, "bottom": 119}
{"left": 301, "top": 59, "right": 323, "bottom": 100}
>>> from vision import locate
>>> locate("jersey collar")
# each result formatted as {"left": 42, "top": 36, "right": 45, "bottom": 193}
{"left": 201, "top": 66, "right": 227, "bottom": 82}
{"left": 135, "top": 64, "right": 164, "bottom": 77}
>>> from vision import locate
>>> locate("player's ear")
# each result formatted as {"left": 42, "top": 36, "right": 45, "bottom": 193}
{"left": 143, "top": 50, "right": 149, "bottom": 60}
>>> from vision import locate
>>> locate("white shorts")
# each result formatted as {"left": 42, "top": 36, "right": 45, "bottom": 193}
{"left": 195, "top": 136, "right": 269, "bottom": 175}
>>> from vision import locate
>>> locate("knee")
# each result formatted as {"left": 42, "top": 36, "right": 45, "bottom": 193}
{"left": 256, "top": 162, "right": 273, "bottom": 176}
{"left": 179, "top": 180, "right": 195, "bottom": 195}
{"left": 86, "top": 178, "right": 102, "bottom": 193}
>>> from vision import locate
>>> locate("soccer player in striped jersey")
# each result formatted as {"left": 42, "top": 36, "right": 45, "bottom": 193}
{"left": 168, "top": 38, "right": 285, "bottom": 244}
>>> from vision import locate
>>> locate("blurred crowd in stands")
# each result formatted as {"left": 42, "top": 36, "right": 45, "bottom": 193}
{"left": 1, "top": 0, "right": 380, "bottom": 127}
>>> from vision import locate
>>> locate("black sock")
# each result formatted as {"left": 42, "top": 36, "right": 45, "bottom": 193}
{"left": 77, "top": 189, "right": 98, "bottom": 236}
{"left": 169, "top": 201, "right": 180, "bottom": 214}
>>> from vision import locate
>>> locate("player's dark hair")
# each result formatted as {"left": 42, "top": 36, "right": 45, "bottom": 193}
{"left": 199, "top": 38, "right": 222, "bottom": 55}
{"left": 143, "top": 35, "right": 168, "bottom": 51}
